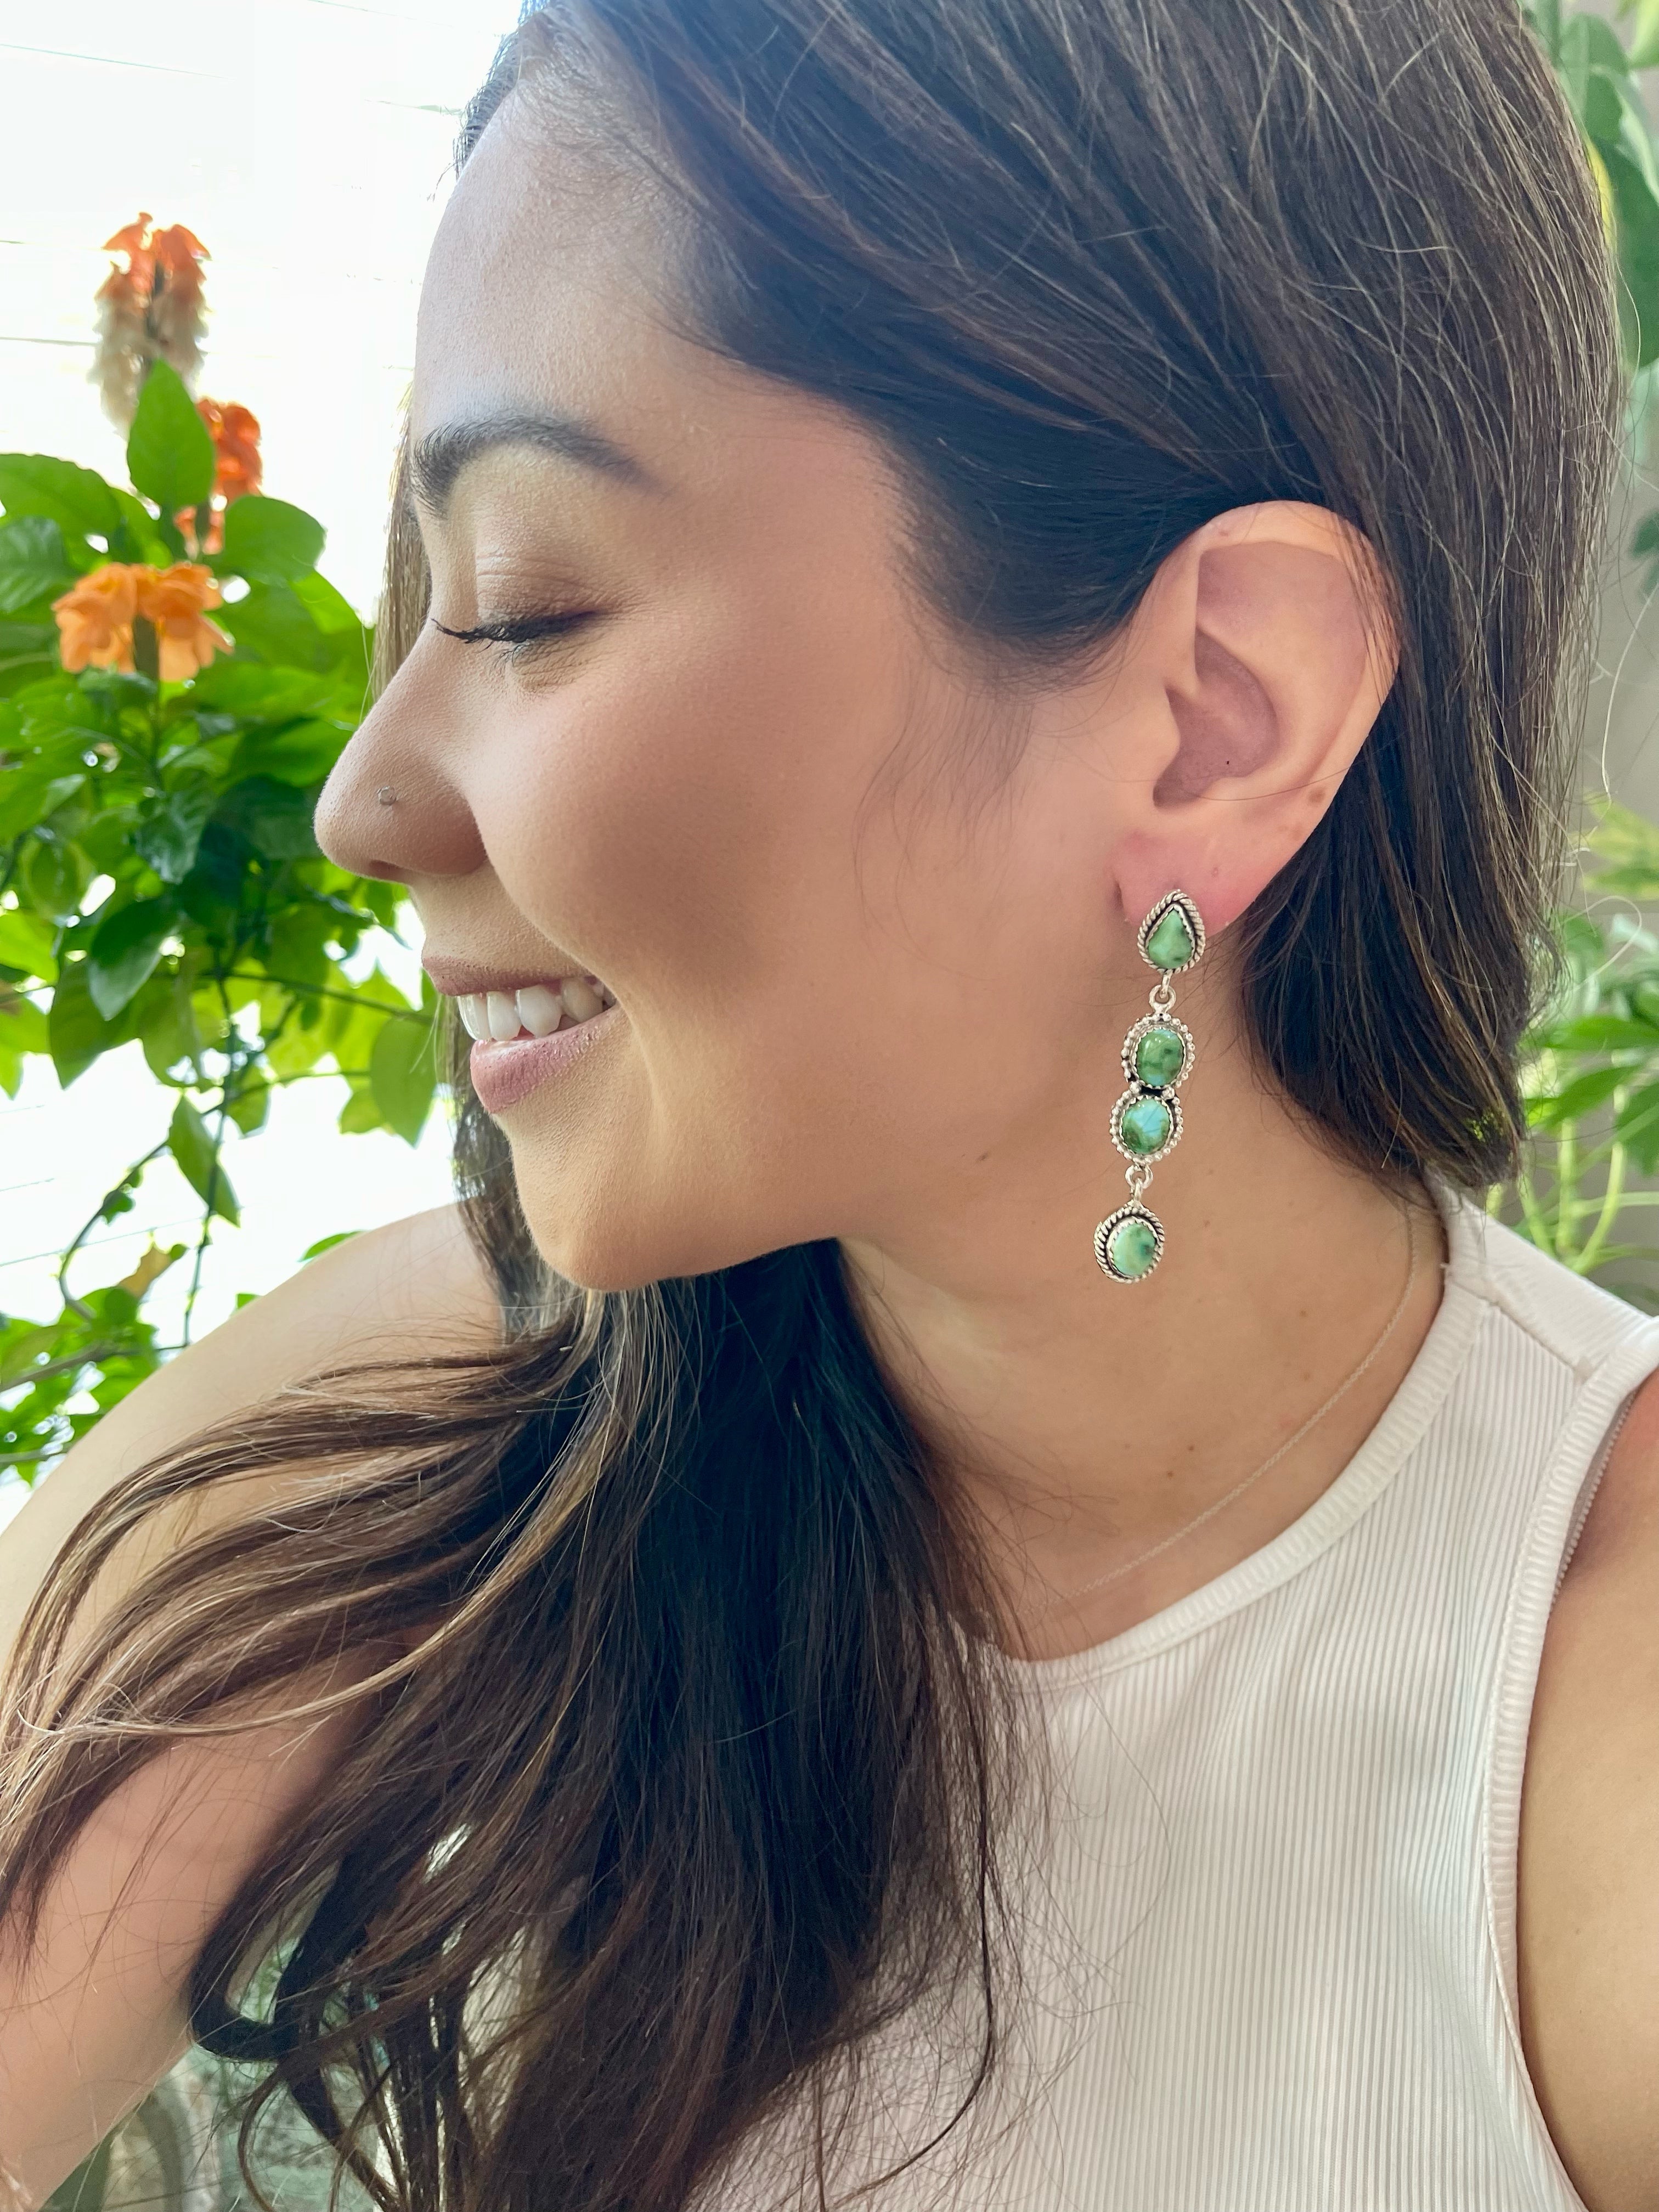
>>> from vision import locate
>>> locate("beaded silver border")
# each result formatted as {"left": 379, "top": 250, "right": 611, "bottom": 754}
{"left": 1120, "top": 1012, "right": 1197, "bottom": 1092}
{"left": 1094, "top": 1200, "right": 1165, "bottom": 1282}
{"left": 1111, "top": 1082, "right": 1183, "bottom": 1167}
{"left": 1136, "top": 888, "right": 1207, "bottom": 974}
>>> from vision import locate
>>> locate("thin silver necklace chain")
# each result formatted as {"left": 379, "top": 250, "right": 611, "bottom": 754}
{"left": 1039, "top": 1211, "right": 1423, "bottom": 1616}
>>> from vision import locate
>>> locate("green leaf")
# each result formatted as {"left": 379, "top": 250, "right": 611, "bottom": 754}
{"left": 1526, "top": 1060, "right": 1630, "bottom": 1127}
{"left": 0, "top": 517, "right": 76, "bottom": 616}
{"left": 48, "top": 956, "right": 128, "bottom": 1085}
{"left": 213, "top": 582, "right": 332, "bottom": 670}
{"left": 214, "top": 579, "right": 368, "bottom": 677}
{"left": 106, "top": 485, "right": 172, "bottom": 566}
{"left": 1583, "top": 65, "right": 1626, "bottom": 145}
{"left": 0, "top": 772, "right": 85, "bottom": 845}
{"left": 292, "top": 569, "right": 362, "bottom": 634}
{"left": 226, "top": 1072, "right": 269, "bottom": 1135}
{"left": 1586, "top": 793, "right": 1659, "bottom": 894}
{"left": 216, "top": 496, "right": 326, "bottom": 585}
{"left": 168, "top": 1095, "right": 240, "bottom": 1225}
{"left": 19, "top": 838, "right": 91, "bottom": 924}
{"left": 1627, "top": 0, "right": 1659, "bottom": 70}
{"left": 214, "top": 775, "right": 320, "bottom": 860}
{"left": 187, "top": 661, "right": 332, "bottom": 720}
{"left": 301, "top": 1229, "right": 360, "bottom": 1261}
{"left": 225, "top": 716, "right": 351, "bottom": 787}
{"left": 0, "top": 454, "right": 122, "bottom": 543}
{"left": 0, "top": 906, "right": 58, "bottom": 980}
{"left": 337, "top": 1079, "right": 385, "bottom": 1135}
{"left": 1617, "top": 1081, "right": 1659, "bottom": 1172}
{"left": 1602, "top": 142, "right": 1659, "bottom": 368}
{"left": 133, "top": 782, "right": 215, "bottom": 883}
{"left": 1561, "top": 13, "right": 1630, "bottom": 104}
{"left": 1612, "top": 75, "right": 1659, "bottom": 203}
{"left": 86, "top": 897, "right": 178, "bottom": 1020}
{"left": 126, "top": 362, "right": 216, "bottom": 516}
{"left": 138, "top": 970, "right": 205, "bottom": 1079}
{"left": 0, "top": 983, "right": 48, "bottom": 1053}
{"left": 1528, "top": 1012, "right": 1659, "bottom": 1054}
{"left": 370, "top": 1010, "right": 437, "bottom": 1144}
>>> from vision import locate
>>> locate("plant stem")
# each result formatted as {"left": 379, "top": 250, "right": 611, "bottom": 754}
{"left": 1554, "top": 1112, "right": 1579, "bottom": 1261}
{"left": 1577, "top": 1131, "right": 1629, "bottom": 1276}
{"left": 57, "top": 1141, "right": 172, "bottom": 1322}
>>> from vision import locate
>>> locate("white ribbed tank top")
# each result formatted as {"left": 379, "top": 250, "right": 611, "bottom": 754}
{"left": 704, "top": 1190, "right": 1659, "bottom": 2212}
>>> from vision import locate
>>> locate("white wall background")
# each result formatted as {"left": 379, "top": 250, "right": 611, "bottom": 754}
{"left": 1, "top": 2, "right": 521, "bottom": 1517}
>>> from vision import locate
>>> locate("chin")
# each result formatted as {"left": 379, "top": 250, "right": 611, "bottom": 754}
{"left": 515, "top": 1178, "right": 807, "bottom": 1296}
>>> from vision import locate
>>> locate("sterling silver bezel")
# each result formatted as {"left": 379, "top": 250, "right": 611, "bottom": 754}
{"left": 1136, "top": 888, "right": 1207, "bottom": 974}
{"left": 1111, "top": 1082, "right": 1183, "bottom": 1167}
{"left": 1094, "top": 1200, "right": 1166, "bottom": 1283}
{"left": 1121, "top": 1013, "right": 1197, "bottom": 1091}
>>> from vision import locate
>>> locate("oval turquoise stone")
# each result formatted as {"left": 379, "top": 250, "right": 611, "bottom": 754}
{"left": 1119, "top": 1094, "right": 1173, "bottom": 1156}
{"left": 1107, "top": 1216, "right": 1160, "bottom": 1279}
{"left": 1145, "top": 904, "right": 1196, "bottom": 970}
{"left": 1135, "top": 1024, "right": 1186, "bottom": 1088}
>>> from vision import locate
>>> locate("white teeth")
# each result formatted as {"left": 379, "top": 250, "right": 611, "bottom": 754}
{"left": 459, "top": 978, "right": 616, "bottom": 1043}
{"left": 516, "top": 983, "right": 564, "bottom": 1037}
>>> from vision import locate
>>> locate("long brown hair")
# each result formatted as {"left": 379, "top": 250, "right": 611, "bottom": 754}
{"left": 0, "top": 3, "right": 1621, "bottom": 2207}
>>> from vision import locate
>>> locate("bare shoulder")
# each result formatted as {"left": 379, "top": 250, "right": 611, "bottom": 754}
{"left": 1516, "top": 1360, "right": 1659, "bottom": 2212}
{"left": 0, "top": 1203, "right": 500, "bottom": 1665}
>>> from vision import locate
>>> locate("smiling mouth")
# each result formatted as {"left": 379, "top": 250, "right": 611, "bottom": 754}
{"left": 457, "top": 978, "right": 618, "bottom": 1043}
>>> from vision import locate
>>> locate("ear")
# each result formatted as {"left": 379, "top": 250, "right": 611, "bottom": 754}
{"left": 1110, "top": 501, "right": 1398, "bottom": 940}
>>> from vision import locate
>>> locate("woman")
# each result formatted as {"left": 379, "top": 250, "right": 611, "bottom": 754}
{"left": 2, "top": 0, "right": 1653, "bottom": 2207}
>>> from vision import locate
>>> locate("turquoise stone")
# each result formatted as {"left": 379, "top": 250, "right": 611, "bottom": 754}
{"left": 1145, "top": 903, "right": 1197, "bottom": 971}
{"left": 1119, "top": 1093, "right": 1173, "bottom": 1156}
{"left": 1135, "top": 1024, "right": 1186, "bottom": 1088}
{"left": 1107, "top": 1216, "right": 1160, "bottom": 1279}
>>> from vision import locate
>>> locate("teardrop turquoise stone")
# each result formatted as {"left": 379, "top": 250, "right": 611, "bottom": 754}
{"left": 1119, "top": 1094, "right": 1173, "bottom": 1156}
{"left": 1107, "top": 1216, "right": 1160, "bottom": 1279}
{"left": 1145, "top": 903, "right": 1196, "bottom": 970}
{"left": 1135, "top": 1024, "right": 1186, "bottom": 1088}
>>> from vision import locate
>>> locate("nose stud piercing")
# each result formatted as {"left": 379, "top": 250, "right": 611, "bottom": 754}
{"left": 377, "top": 786, "right": 398, "bottom": 806}
{"left": 1093, "top": 889, "right": 1205, "bottom": 1283}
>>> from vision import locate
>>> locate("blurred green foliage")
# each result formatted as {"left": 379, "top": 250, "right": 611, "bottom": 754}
{"left": 1, "top": 361, "right": 441, "bottom": 1482}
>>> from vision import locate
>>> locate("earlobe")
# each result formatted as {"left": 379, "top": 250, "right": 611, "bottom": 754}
{"left": 1115, "top": 504, "right": 1398, "bottom": 936}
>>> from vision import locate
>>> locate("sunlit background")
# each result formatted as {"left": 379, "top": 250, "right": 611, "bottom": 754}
{"left": 1, "top": 2, "right": 520, "bottom": 1467}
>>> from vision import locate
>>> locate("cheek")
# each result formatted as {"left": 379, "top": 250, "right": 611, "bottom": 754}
{"left": 468, "top": 594, "right": 894, "bottom": 1013}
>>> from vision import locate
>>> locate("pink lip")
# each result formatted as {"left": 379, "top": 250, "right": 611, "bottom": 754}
{"left": 468, "top": 1006, "right": 620, "bottom": 1113}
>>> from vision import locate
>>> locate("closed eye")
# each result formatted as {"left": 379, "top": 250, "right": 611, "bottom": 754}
{"left": 430, "top": 611, "right": 594, "bottom": 649}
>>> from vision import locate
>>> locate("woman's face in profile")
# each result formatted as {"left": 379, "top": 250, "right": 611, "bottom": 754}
{"left": 315, "top": 91, "right": 1145, "bottom": 1292}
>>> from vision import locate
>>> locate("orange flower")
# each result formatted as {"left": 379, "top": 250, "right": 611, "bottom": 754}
{"left": 52, "top": 564, "right": 140, "bottom": 672}
{"left": 203, "top": 399, "right": 262, "bottom": 501}
{"left": 176, "top": 399, "right": 264, "bottom": 552}
{"left": 51, "top": 562, "right": 232, "bottom": 682}
{"left": 89, "top": 213, "right": 211, "bottom": 425}
{"left": 103, "top": 212, "right": 155, "bottom": 290}
{"left": 149, "top": 223, "right": 208, "bottom": 279}
{"left": 134, "top": 562, "right": 233, "bottom": 681}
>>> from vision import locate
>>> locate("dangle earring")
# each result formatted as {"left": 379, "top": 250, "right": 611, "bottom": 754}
{"left": 1094, "top": 889, "right": 1206, "bottom": 1283}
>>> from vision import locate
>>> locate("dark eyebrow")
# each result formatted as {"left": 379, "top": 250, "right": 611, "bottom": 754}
{"left": 410, "top": 411, "right": 664, "bottom": 511}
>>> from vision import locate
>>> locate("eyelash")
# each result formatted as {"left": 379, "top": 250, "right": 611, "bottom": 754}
{"left": 431, "top": 611, "right": 592, "bottom": 657}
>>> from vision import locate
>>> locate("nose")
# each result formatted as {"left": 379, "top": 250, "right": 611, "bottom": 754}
{"left": 313, "top": 652, "right": 487, "bottom": 883}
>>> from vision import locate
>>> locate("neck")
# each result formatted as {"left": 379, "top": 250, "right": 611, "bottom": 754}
{"left": 838, "top": 991, "right": 1449, "bottom": 1662}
